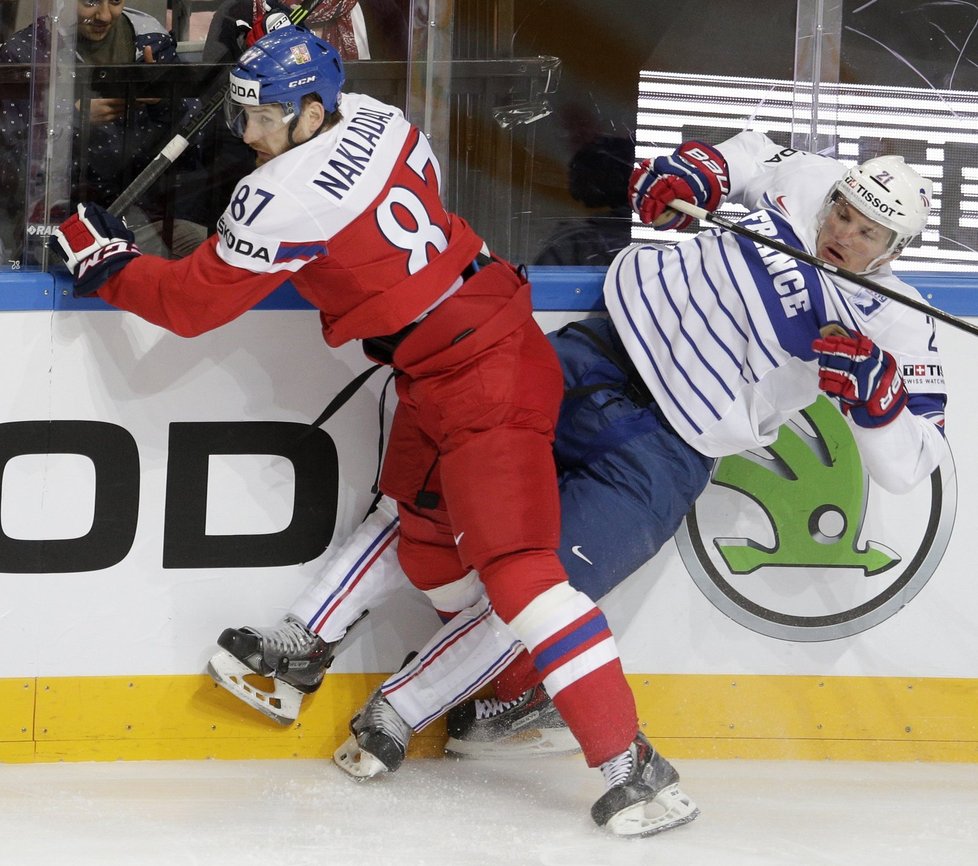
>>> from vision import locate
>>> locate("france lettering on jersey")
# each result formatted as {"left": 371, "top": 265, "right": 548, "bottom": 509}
{"left": 607, "top": 222, "right": 830, "bottom": 457}
{"left": 606, "top": 131, "right": 947, "bottom": 461}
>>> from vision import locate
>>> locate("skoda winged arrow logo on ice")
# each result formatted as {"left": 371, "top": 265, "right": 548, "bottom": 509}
{"left": 675, "top": 397, "right": 955, "bottom": 641}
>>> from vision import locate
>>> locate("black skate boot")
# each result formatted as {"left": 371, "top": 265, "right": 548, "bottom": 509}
{"left": 333, "top": 686, "right": 414, "bottom": 779}
{"left": 591, "top": 732, "right": 699, "bottom": 837}
{"left": 207, "top": 615, "right": 341, "bottom": 725}
{"left": 445, "top": 684, "right": 580, "bottom": 758}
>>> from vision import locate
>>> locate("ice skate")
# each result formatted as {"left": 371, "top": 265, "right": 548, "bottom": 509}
{"left": 206, "top": 615, "right": 339, "bottom": 725}
{"left": 333, "top": 687, "right": 414, "bottom": 779}
{"left": 445, "top": 684, "right": 580, "bottom": 758}
{"left": 591, "top": 732, "right": 699, "bottom": 837}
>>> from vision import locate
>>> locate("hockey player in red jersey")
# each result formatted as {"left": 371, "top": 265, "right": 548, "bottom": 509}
{"left": 51, "top": 27, "right": 697, "bottom": 838}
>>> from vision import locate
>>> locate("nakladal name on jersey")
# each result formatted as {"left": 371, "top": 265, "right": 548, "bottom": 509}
{"left": 311, "top": 106, "right": 396, "bottom": 201}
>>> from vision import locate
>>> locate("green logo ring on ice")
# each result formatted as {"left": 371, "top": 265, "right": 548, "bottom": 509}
{"left": 675, "top": 396, "right": 956, "bottom": 641}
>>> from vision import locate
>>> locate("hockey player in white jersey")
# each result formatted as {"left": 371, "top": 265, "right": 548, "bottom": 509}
{"left": 440, "top": 133, "right": 948, "bottom": 752}
{"left": 205, "top": 129, "right": 947, "bottom": 837}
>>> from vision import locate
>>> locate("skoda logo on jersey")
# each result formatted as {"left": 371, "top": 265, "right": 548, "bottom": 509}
{"left": 674, "top": 396, "right": 955, "bottom": 641}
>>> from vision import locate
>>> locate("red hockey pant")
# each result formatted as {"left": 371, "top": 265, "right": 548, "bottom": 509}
{"left": 378, "top": 264, "right": 637, "bottom": 766}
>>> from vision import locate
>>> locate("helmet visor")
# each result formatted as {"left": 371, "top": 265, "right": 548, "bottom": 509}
{"left": 223, "top": 92, "right": 295, "bottom": 139}
{"left": 817, "top": 190, "right": 900, "bottom": 274}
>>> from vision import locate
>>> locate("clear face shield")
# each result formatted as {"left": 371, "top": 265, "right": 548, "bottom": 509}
{"left": 815, "top": 191, "right": 903, "bottom": 274}
{"left": 223, "top": 90, "right": 297, "bottom": 140}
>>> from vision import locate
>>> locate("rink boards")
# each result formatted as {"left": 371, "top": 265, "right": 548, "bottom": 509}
{"left": 0, "top": 269, "right": 976, "bottom": 763}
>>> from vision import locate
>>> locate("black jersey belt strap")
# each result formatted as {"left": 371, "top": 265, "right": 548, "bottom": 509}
{"left": 560, "top": 320, "right": 655, "bottom": 409}
{"left": 304, "top": 361, "right": 396, "bottom": 497}
{"left": 308, "top": 362, "right": 385, "bottom": 429}
{"left": 460, "top": 250, "right": 494, "bottom": 281}
{"left": 362, "top": 252, "right": 495, "bottom": 366}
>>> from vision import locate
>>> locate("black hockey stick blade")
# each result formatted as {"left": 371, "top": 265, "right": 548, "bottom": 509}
{"left": 667, "top": 198, "right": 978, "bottom": 339}
{"left": 108, "top": 0, "right": 327, "bottom": 217}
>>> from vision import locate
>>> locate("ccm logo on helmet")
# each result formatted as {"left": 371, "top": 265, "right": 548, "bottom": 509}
{"left": 289, "top": 76, "right": 317, "bottom": 88}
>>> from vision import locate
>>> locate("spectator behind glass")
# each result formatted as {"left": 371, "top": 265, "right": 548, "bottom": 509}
{"left": 0, "top": 0, "right": 206, "bottom": 264}
{"left": 204, "top": 1, "right": 396, "bottom": 62}
{"left": 533, "top": 134, "right": 636, "bottom": 266}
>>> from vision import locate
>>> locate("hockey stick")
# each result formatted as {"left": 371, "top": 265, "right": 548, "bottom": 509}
{"left": 666, "top": 198, "right": 978, "bottom": 339}
{"left": 108, "top": 0, "right": 324, "bottom": 217}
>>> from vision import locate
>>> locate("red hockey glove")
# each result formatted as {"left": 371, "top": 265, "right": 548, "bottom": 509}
{"left": 812, "top": 332, "right": 908, "bottom": 428}
{"left": 628, "top": 140, "right": 730, "bottom": 230}
{"left": 244, "top": 1, "right": 293, "bottom": 48}
{"left": 49, "top": 203, "right": 141, "bottom": 297}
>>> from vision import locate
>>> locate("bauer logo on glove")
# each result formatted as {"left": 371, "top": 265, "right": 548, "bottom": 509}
{"left": 50, "top": 203, "right": 142, "bottom": 297}
{"left": 629, "top": 140, "right": 731, "bottom": 230}
{"left": 812, "top": 330, "right": 909, "bottom": 428}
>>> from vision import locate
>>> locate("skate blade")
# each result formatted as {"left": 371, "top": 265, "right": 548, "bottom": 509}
{"left": 604, "top": 783, "right": 700, "bottom": 838}
{"left": 445, "top": 727, "right": 581, "bottom": 759}
{"left": 333, "top": 734, "right": 391, "bottom": 780}
{"left": 206, "top": 651, "right": 303, "bottom": 726}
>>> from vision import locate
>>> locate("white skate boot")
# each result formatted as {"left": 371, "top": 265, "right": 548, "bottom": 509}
{"left": 207, "top": 615, "right": 341, "bottom": 725}
{"left": 333, "top": 686, "right": 414, "bottom": 779}
{"left": 591, "top": 732, "right": 699, "bottom": 837}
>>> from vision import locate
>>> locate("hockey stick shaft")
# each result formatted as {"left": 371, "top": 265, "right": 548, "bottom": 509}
{"left": 108, "top": 0, "right": 324, "bottom": 217}
{"left": 666, "top": 198, "right": 978, "bottom": 339}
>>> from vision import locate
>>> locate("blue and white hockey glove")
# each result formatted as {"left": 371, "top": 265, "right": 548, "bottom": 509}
{"left": 628, "top": 140, "right": 731, "bottom": 230}
{"left": 812, "top": 332, "right": 908, "bottom": 428}
{"left": 50, "top": 203, "right": 141, "bottom": 297}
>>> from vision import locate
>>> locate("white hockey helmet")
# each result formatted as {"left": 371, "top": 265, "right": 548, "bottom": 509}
{"left": 828, "top": 155, "right": 933, "bottom": 269}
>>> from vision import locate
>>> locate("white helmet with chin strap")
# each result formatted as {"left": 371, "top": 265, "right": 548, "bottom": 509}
{"left": 826, "top": 155, "right": 933, "bottom": 272}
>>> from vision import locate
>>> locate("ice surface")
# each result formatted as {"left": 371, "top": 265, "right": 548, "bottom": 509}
{"left": 1, "top": 756, "right": 975, "bottom": 866}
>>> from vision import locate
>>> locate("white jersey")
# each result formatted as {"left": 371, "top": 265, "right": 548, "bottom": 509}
{"left": 606, "top": 130, "right": 948, "bottom": 493}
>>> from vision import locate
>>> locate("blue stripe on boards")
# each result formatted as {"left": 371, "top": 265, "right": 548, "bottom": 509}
{"left": 40, "top": 268, "right": 978, "bottom": 314}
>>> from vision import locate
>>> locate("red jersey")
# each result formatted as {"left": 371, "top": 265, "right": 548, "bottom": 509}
{"left": 98, "top": 92, "right": 484, "bottom": 345}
